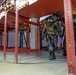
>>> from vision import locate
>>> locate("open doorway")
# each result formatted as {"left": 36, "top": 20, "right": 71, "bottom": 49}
{"left": 40, "top": 12, "right": 67, "bottom": 60}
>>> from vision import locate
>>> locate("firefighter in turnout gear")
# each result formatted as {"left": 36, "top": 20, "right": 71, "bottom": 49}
{"left": 42, "top": 15, "right": 62, "bottom": 60}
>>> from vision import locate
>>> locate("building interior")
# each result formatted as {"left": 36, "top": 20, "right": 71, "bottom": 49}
{"left": 0, "top": 0, "right": 76, "bottom": 75}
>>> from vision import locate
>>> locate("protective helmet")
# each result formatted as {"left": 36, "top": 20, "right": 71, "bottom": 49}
{"left": 46, "top": 16, "right": 54, "bottom": 26}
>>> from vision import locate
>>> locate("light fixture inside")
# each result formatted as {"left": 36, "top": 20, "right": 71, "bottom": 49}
{"left": 0, "top": 11, "right": 6, "bottom": 19}
{"left": 29, "top": 0, "right": 38, "bottom": 5}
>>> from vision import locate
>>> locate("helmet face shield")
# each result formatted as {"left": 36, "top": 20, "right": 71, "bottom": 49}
{"left": 46, "top": 17, "right": 54, "bottom": 26}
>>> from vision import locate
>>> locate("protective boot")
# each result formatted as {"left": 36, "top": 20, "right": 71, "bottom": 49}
{"left": 49, "top": 50, "right": 56, "bottom": 60}
{"left": 63, "top": 48, "right": 67, "bottom": 56}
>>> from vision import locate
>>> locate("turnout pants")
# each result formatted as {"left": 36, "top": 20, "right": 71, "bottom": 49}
{"left": 47, "top": 35, "right": 57, "bottom": 58}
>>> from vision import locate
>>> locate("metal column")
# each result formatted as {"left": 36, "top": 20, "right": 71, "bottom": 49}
{"left": 4, "top": 13, "right": 8, "bottom": 59}
{"left": 26, "top": 25, "right": 30, "bottom": 49}
{"left": 64, "top": 0, "right": 76, "bottom": 75}
{"left": 15, "top": 11, "right": 19, "bottom": 63}
{"left": 0, "top": 32, "right": 2, "bottom": 47}
{"left": 37, "top": 19, "right": 40, "bottom": 56}
{"left": 7, "top": 31, "right": 9, "bottom": 47}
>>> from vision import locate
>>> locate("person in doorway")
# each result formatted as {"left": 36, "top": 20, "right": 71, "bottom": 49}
{"left": 63, "top": 28, "right": 66, "bottom": 56}
{"left": 58, "top": 21, "right": 64, "bottom": 52}
{"left": 59, "top": 37, "right": 63, "bottom": 50}
{"left": 61, "top": 20, "right": 66, "bottom": 56}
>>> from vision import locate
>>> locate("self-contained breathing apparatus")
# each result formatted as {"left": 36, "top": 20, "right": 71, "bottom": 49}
{"left": 41, "top": 14, "right": 63, "bottom": 60}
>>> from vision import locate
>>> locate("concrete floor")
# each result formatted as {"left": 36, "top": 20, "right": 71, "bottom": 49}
{"left": 0, "top": 50, "right": 68, "bottom": 75}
